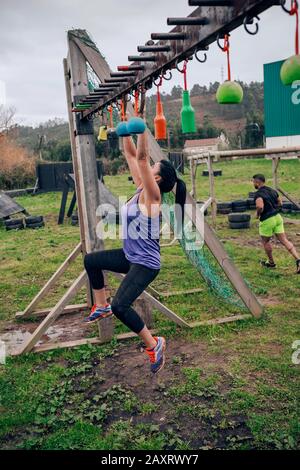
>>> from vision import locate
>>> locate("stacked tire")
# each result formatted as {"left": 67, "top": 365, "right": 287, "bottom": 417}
{"left": 202, "top": 169, "right": 222, "bottom": 177}
{"left": 25, "top": 216, "right": 44, "bottom": 229}
{"left": 217, "top": 202, "right": 232, "bottom": 215}
{"left": 232, "top": 199, "right": 248, "bottom": 213}
{"left": 228, "top": 213, "right": 251, "bottom": 230}
{"left": 4, "top": 218, "right": 24, "bottom": 231}
{"left": 71, "top": 213, "right": 79, "bottom": 226}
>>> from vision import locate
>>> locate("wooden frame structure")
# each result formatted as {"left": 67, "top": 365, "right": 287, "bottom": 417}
{"left": 15, "top": 0, "right": 290, "bottom": 353}
{"left": 186, "top": 146, "right": 300, "bottom": 225}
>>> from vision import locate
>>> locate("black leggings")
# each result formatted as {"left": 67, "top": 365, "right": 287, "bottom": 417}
{"left": 84, "top": 248, "right": 159, "bottom": 334}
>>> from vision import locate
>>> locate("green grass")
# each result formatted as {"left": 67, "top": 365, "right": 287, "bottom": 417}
{"left": 0, "top": 158, "right": 300, "bottom": 450}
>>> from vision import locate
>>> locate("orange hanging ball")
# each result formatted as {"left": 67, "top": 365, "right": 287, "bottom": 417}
{"left": 154, "top": 94, "right": 167, "bottom": 140}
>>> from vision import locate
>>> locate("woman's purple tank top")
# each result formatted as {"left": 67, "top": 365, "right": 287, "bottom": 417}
{"left": 121, "top": 188, "right": 160, "bottom": 270}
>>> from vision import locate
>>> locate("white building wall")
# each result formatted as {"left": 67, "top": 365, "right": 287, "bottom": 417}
{"left": 266, "top": 135, "right": 300, "bottom": 148}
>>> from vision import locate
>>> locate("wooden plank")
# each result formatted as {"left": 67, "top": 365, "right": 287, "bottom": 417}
{"left": 160, "top": 287, "right": 204, "bottom": 298}
{"left": 17, "top": 271, "right": 88, "bottom": 354}
{"left": 16, "top": 243, "right": 82, "bottom": 318}
{"left": 28, "top": 314, "right": 251, "bottom": 354}
{"left": 207, "top": 155, "right": 217, "bottom": 226}
{"left": 30, "top": 329, "right": 159, "bottom": 354}
{"left": 272, "top": 155, "right": 280, "bottom": 190}
{"left": 15, "top": 303, "right": 88, "bottom": 319}
{"left": 58, "top": 180, "right": 69, "bottom": 224}
{"left": 277, "top": 187, "right": 300, "bottom": 210}
{"left": 68, "top": 43, "right": 103, "bottom": 253}
{"left": 63, "top": 58, "right": 88, "bottom": 255}
{"left": 189, "top": 314, "right": 252, "bottom": 327}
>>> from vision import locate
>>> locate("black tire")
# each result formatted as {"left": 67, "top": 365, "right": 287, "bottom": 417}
{"left": 229, "top": 221, "right": 250, "bottom": 229}
{"left": 6, "top": 222, "right": 24, "bottom": 231}
{"left": 5, "top": 218, "right": 24, "bottom": 227}
{"left": 232, "top": 206, "right": 247, "bottom": 213}
{"left": 229, "top": 221, "right": 250, "bottom": 230}
{"left": 26, "top": 221, "right": 45, "bottom": 229}
{"left": 128, "top": 176, "right": 133, "bottom": 181}
{"left": 228, "top": 213, "right": 251, "bottom": 223}
{"left": 71, "top": 219, "right": 79, "bottom": 226}
{"left": 218, "top": 208, "right": 232, "bottom": 215}
{"left": 217, "top": 202, "right": 232, "bottom": 210}
{"left": 25, "top": 215, "right": 44, "bottom": 225}
{"left": 249, "top": 192, "right": 257, "bottom": 198}
{"left": 202, "top": 170, "right": 222, "bottom": 177}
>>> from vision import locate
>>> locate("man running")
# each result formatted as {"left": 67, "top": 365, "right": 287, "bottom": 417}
{"left": 253, "top": 174, "right": 300, "bottom": 273}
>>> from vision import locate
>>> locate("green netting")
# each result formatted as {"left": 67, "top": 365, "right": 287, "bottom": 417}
{"left": 162, "top": 191, "right": 245, "bottom": 309}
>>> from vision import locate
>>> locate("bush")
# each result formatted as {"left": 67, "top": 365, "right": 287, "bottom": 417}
{"left": 101, "top": 157, "right": 128, "bottom": 176}
{"left": 0, "top": 135, "right": 37, "bottom": 189}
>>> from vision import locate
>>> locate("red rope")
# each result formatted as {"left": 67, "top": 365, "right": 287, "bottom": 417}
{"left": 156, "top": 75, "right": 163, "bottom": 102}
{"left": 108, "top": 106, "right": 113, "bottom": 127}
{"left": 177, "top": 60, "right": 188, "bottom": 90}
{"left": 222, "top": 34, "right": 231, "bottom": 81}
{"left": 120, "top": 99, "right": 126, "bottom": 121}
{"left": 134, "top": 90, "right": 139, "bottom": 116}
{"left": 290, "top": 1, "right": 299, "bottom": 55}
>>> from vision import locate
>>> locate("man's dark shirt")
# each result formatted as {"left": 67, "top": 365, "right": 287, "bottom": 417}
{"left": 254, "top": 186, "right": 280, "bottom": 221}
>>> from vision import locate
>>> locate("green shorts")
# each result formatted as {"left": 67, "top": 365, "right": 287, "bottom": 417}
{"left": 259, "top": 213, "right": 285, "bottom": 238}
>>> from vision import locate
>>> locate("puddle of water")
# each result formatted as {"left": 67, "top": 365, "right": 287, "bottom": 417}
{"left": 0, "top": 325, "right": 71, "bottom": 355}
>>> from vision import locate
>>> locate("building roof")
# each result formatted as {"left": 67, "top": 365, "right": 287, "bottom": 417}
{"left": 184, "top": 137, "right": 221, "bottom": 148}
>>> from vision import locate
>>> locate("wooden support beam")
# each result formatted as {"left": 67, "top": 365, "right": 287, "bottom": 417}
{"left": 17, "top": 271, "right": 88, "bottom": 354}
{"left": 16, "top": 243, "right": 82, "bottom": 319}
{"left": 277, "top": 187, "right": 300, "bottom": 210}
{"left": 27, "top": 313, "right": 252, "bottom": 354}
{"left": 272, "top": 155, "right": 280, "bottom": 190}
{"left": 15, "top": 303, "right": 88, "bottom": 319}
{"left": 207, "top": 155, "right": 217, "bottom": 226}
{"left": 159, "top": 287, "right": 204, "bottom": 298}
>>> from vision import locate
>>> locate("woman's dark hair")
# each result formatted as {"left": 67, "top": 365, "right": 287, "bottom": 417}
{"left": 158, "top": 159, "right": 187, "bottom": 231}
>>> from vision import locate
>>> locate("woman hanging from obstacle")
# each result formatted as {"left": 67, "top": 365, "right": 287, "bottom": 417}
{"left": 83, "top": 91, "right": 187, "bottom": 374}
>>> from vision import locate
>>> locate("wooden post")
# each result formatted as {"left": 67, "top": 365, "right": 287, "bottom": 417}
{"left": 67, "top": 40, "right": 112, "bottom": 333}
{"left": 190, "top": 159, "right": 197, "bottom": 200}
{"left": 207, "top": 154, "right": 217, "bottom": 226}
{"left": 272, "top": 155, "right": 280, "bottom": 190}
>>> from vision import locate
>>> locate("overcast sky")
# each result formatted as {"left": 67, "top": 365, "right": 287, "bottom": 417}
{"left": 0, "top": 0, "right": 296, "bottom": 126}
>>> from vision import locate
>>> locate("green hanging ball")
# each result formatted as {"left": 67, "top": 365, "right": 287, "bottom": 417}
{"left": 216, "top": 81, "right": 244, "bottom": 104}
{"left": 280, "top": 55, "right": 300, "bottom": 86}
{"left": 181, "top": 90, "right": 196, "bottom": 134}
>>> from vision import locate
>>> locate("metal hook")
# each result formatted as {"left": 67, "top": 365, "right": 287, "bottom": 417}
{"left": 162, "top": 70, "right": 172, "bottom": 81}
{"left": 175, "top": 59, "right": 187, "bottom": 73}
{"left": 217, "top": 34, "right": 226, "bottom": 50}
{"left": 195, "top": 50, "right": 207, "bottom": 63}
{"left": 243, "top": 15, "right": 260, "bottom": 35}
{"left": 281, "top": 0, "right": 298, "bottom": 14}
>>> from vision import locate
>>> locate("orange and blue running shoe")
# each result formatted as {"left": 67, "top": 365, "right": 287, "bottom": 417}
{"left": 144, "top": 336, "right": 166, "bottom": 374}
{"left": 84, "top": 304, "right": 113, "bottom": 323}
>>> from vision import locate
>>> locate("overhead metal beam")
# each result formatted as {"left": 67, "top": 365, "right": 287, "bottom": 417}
{"left": 82, "top": 0, "right": 279, "bottom": 118}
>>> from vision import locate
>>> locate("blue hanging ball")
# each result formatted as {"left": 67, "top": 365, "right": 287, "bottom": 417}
{"left": 116, "top": 122, "right": 131, "bottom": 137}
{"left": 127, "top": 117, "right": 147, "bottom": 135}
